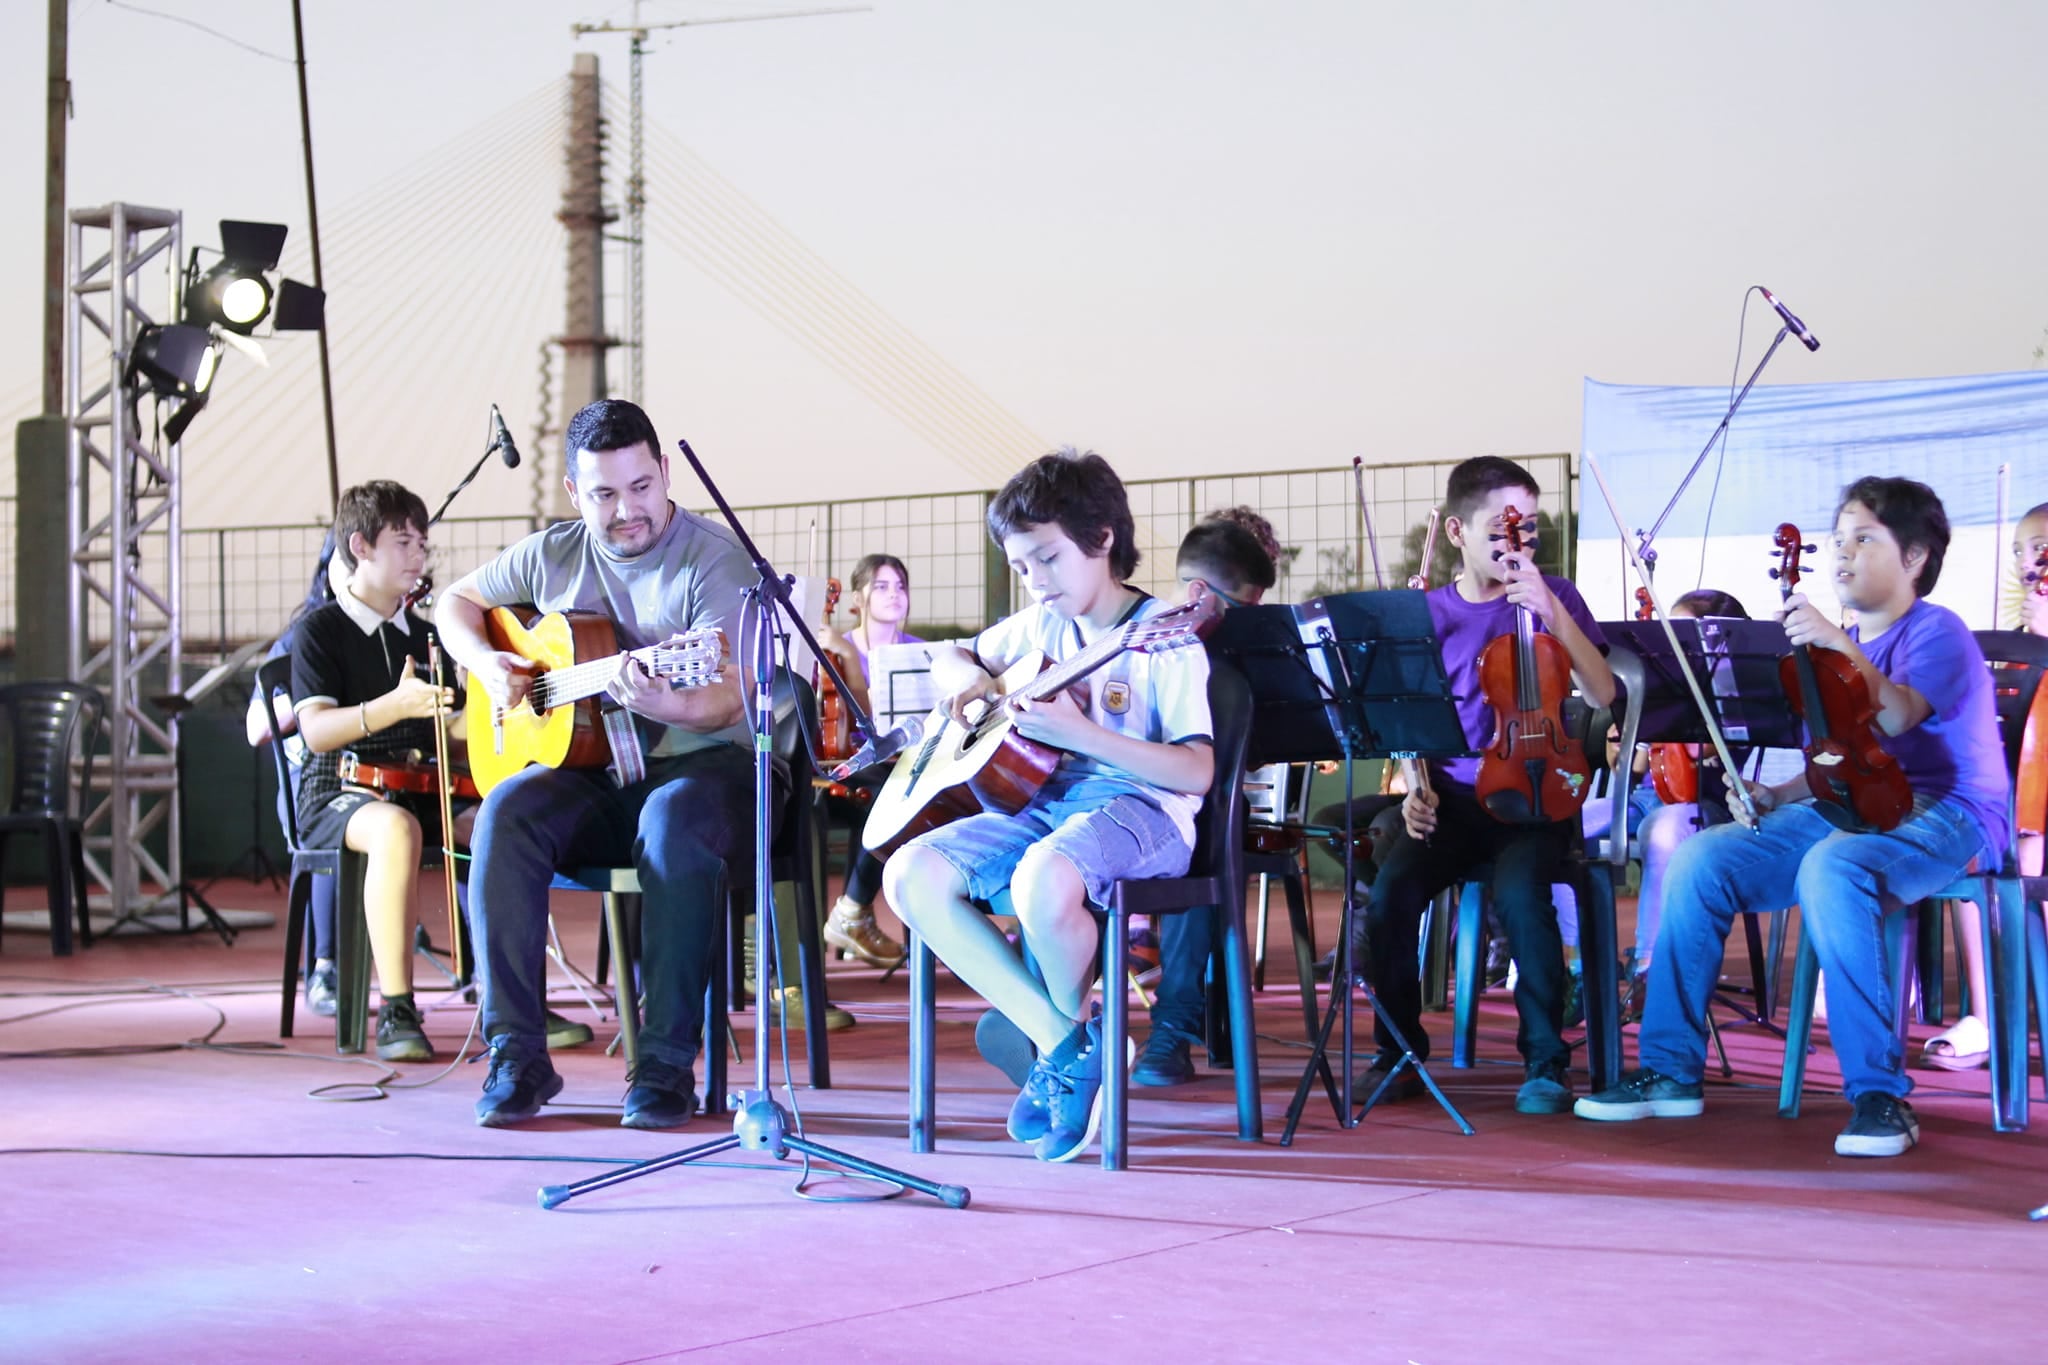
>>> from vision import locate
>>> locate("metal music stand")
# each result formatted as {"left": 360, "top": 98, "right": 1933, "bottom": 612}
{"left": 1602, "top": 617, "right": 1805, "bottom": 1048}
{"left": 1210, "top": 590, "right": 1474, "bottom": 1139}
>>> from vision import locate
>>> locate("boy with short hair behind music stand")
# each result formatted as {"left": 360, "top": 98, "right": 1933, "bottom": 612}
{"left": 290, "top": 481, "right": 457, "bottom": 1062}
{"left": 1356, "top": 455, "right": 1615, "bottom": 1114}
{"left": 883, "top": 448, "right": 1215, "bottom": 1163}
{"left": 1577, "top": 477, "right": 2007, "bottom": 1157}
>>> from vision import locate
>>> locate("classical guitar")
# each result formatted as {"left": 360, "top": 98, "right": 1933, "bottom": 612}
{"left": 465, "top": 607, "right": 725, "bottom": 795}
{"left": 861, "top": 595, "right": 1221, "bottom": 853}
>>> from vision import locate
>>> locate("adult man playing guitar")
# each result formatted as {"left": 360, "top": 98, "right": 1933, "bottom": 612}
{"left": 438, "top": 399, "right": 765, "bottom": 1130}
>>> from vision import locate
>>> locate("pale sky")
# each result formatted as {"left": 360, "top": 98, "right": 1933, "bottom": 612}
{"left": 3, "top": 0, "right": 2044, "bottom": 529}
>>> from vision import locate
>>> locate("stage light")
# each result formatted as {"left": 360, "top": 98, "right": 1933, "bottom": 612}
{"left": 127, "top": 323, "right": 219, "bottom": 400}
{"left": 180, "top": 220, "right": 322, "bottom": 335}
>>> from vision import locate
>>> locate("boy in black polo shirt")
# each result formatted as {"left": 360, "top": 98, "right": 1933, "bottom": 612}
{"left": 290, "top": 482, "right": 457, "bottom": 1062}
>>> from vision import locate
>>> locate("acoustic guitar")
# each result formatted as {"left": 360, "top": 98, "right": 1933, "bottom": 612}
{"left": 465, "top": 607, "right": 725, "bottom": 795}
{"left": 861, "top": 595, "right": 1221, "bottom": 854}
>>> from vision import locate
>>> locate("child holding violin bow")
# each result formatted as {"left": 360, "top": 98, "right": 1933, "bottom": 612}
{"left": 1353, "top": 455, "right": 1615, "bottom": 1116}
{"left": 1577, "top": 477, "right": 2007, "bottom": 1158}
{"left": 289, "top": 482, "right": 479, "bottom": 1063}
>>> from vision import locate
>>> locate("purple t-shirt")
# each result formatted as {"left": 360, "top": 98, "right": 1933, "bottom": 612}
{"left": 1427, "top": 576, "right": 1607, "bottom": 788}
{"left": 1848, "top": 598, "right": 2008, "bottom": 865}
{"left": 848, "top": 630, "right": 924, "bottom": 684}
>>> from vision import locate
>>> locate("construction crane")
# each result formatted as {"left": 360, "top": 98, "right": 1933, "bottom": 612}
{"left": 572, "top": 2, "right": 870, "bottom": 406}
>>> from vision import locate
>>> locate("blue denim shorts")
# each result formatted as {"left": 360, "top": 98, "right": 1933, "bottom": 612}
{"left": 908, "top": 772, "right": 1192, "bottom": 908}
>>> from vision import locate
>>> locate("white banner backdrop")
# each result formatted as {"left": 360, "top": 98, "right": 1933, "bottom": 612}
{"left": 1575, "top": 370, "right": 2048, "bottom": 631}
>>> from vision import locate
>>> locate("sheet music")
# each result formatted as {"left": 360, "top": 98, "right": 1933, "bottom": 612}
{"left": 868, "top": 641, "right": 942, "bottom": 730}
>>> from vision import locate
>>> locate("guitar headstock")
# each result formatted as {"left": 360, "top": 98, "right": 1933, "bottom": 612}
{"left": 649, "top": 628, "right": 728, "bottom": 687}
{"left": 1127, "top": 593, "right": 1224, "bottom": 654}
{"left": 1770, "top": 522, "right": 1814, "bottom": 597}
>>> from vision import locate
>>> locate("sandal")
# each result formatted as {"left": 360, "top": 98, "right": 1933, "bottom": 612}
{"left": 1921, "top": 1014, "right": 1990, "bottom": 1072}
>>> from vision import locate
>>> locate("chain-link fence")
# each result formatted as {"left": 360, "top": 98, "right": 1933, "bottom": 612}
{"left": 0, "top": 454, "right": 1574, "bottom": 657}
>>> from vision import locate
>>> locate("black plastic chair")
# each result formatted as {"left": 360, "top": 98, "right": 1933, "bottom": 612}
{"left": 907, "top": 657, "right": 1259, "bottom": 1170}
{"left": 0, "top": 682, "right": 106, "bottom": 957}
{"left": 259, "top": 655, "right": 373, "bottom": 1053}
{"left": 563, "top": 672, "right": 832, "bottom": 1110}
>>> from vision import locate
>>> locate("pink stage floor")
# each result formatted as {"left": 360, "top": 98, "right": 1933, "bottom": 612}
{"left": 2, "top": 876, "right": 2042, "bottom": 1364}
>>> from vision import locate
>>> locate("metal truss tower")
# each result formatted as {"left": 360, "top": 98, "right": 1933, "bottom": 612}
{"left": 65, "top": 203, "right": 188, "bottom": 925}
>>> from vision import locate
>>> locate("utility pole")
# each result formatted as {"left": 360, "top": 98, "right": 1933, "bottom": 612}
{"left": 16, "top": 0, "right": 72, "bottom": 680}
{"left": 571, "top": 3, "right": 868, "bottom": 409}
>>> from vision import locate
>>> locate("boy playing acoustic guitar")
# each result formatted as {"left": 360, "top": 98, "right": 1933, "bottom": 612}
{"left": 883, "top": 448, "right": 1215, "bottom": 1163}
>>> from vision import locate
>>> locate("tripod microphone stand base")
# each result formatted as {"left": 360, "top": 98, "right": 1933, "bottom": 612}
{"left": 538, "top": 1091, "right": 971, "bottom": 1211}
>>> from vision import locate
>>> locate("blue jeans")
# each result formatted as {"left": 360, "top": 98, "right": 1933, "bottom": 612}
{"left": 1150, "top": 905, "right": 1213, "bottom": 1038}
{"left": 1639, "top": 796, "right": 1987, "bottom": 1098}
{"left": 469, "top": 744, "right": 777, "bottom": 1070}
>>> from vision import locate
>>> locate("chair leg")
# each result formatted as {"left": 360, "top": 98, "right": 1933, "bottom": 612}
{"left": 1103, "top": 901, "right": 1130, "bottom": 1171}
{"left": 1741, "top": 912, "right": 1773, "bottom": 1024}
{"left": 1282, "top": 872, "right": 1319, "bottom": 1043}
{"left": 1452, "top": 883, "right": 1484, "bottom": 1069}
{"left": 44, "top": 823, "right": 73, "bottom": 957}
{"left": 279, "top": 872, "right": 313, "bottom": 1040}
{"left": 908, "top": 931, "right": 936, "bottom": 1154}
{"left": 1579, "top": 866, "right": 1622, "bottom": 1093}
{"left": 791, "top": 876, "right": 833, "bottom": 1089}
{"left": 2027, "top": 901, "right": 2048, "bottom": 1109}
{"left": 706, "top": 889, "right": 728, "bottom": 1113}
{"left": 1220, "top": 890, "right": 1263, "bottom": 1144}
{"left": 1987, "top": 876, "right": 2028, "bottom": 1132}
{"left": 335, "top": 852, "right": 371, "bottom": 1055}
{"left": 602, "top": 892, "right": 640, "bottom": 1072}
{"left": 70, "top": 825, "right": 94, "bottom": 951}
{"left": 1422, "top": 890, "right": 1452, "bottom": 1012}
{"left": 1778, "top": 923, "right": 1818, "bottom": 1118}
{"left": 1918, "top": 898, "right": 1946, "bottom": 1025}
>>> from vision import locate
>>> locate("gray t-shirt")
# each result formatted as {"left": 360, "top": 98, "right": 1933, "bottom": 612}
{"left": 471, "top": 504, "right": 751, "bottom": 756}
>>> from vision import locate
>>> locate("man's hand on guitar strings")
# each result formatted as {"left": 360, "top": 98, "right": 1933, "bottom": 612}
{"left": 477, "top": 650, "right": 538, "bottom": 711}
{"left": 944, "top": 672, "right": 1003, "bottom": 726}
{"left": 605, "top": 651, "right": 669, "bottom": 716}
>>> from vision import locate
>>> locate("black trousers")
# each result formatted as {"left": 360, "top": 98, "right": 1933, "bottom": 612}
{"left": 1360, "top": 780, "right": 1578, "bottom": 1070}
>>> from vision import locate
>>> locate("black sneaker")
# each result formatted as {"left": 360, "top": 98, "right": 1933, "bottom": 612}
{"left": 1573, "top": 1067, "right": 1704, "bottom": 1121}
{"left": 976, "top": 1008, "right": 1035, "bottom": 1088}
{"left": 1350, "top": 1054, "right": 1426, "bottom": 1104}
{"left": 544, "top": 1009, "right": 594, "bottom": 1050}
{"left": 1834, "top": 1092, "right": 1919, "bottom": 1158}
{"left": 1007, "top": 1056, "right": 1058, "bottom": 1143}
{"left": 1515, "top": 1059, "right": 1575, "bottom": 1114}
{"left": 1033, "top": 1018, "right": 1105, "bottom": 1163}
{"left": 622, "top": 1057, "right": 700, "bottom": 1130}
{"left": 375, "top": 994, "right": 434, "bottom": 1063}
{"left": 305, "top": 962, "right": 339, "bottom": 1017}
{"left": 475, "top": 1035, "right": 562, "bottom": 1127}
{"left": 1132, "top": 1030, "right": 1196, "bottom": 1087}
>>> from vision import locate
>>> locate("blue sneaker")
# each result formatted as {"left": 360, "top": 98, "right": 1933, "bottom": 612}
{"left": 1033, "top": 1018, "right": 1105, "bottom": 1163}
{"left": 1007, "top": 1057, "right": 1058, "bottom": 1143}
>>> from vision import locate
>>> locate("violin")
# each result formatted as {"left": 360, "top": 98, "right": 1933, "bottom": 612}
{"left": 1636, "top": 586, "right": 1700, "bottom": 804}
{"left": 339, "top": 750, "right": 480, "bottom": 801}
{"left": 1771, "top": 523, "right": 1912, "bottom": 832}
{"left": 815, "top": 576, "right": 854, "bottom": 763}
{"left": 1474, "top": 506, "right": 1591, "bottom": 823}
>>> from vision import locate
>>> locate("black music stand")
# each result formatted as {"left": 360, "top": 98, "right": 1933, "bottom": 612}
{"left": 1211, "top": 591, "right": 1474, "bottom": 1139}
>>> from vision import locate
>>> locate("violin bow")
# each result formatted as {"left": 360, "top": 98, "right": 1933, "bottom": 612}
{"left": 428, "top": 638, "right": 465, "bottom": 969}
{"left": 1352, "top": 456, "right": 1387, "bottom": 589}
{"left": 1582, "top": 450, "right": 1762, "bottom": 830}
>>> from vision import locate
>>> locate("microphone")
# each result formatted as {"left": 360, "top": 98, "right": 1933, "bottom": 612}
{"left": 1758, "top": 287, "right": 1820, "bottom": 353}
{"left": 489, "top": 404, "right": 522, "bottom": 468}
{"left": 829, "top": 713, "right": 926, "bottom": 782}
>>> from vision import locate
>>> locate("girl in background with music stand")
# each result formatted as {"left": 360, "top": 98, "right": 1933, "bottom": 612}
{"left": 815, "top": 553, "right": 923, "bottom": 972}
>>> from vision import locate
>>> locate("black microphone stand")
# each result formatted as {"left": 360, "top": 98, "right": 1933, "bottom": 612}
{"left": 539, "top": 437, "right": 968, "bottom": 1212}
{"left": 427, "top": 412, "right": 516, "bottom": 528}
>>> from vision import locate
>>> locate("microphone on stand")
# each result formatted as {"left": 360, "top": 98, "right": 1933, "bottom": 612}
{"left": 829, "top": 714, "right": 926, "bottom": 782}
{"left": 489, "top": 404, "right": 523, "bottom": 468}
{"left": 1758, "top": 287, "right": 1821, "bottom": 352}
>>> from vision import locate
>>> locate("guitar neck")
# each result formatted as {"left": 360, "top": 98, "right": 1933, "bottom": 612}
{"left": 1021, "top": 619, "right": 1141, "bottom": 702}
{"left": 530, "top": 639, "right": 705, "bottom": 708}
